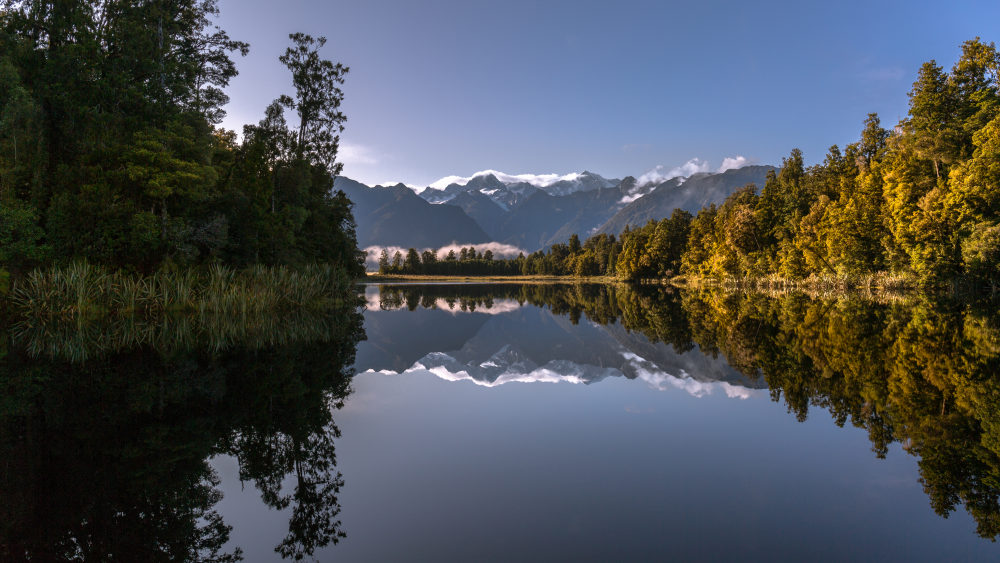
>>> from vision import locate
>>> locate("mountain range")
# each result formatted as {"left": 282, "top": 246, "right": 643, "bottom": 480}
{"left": 334, "top": 177, "right": 490, "bottom": 248}
{"left": 335, "top": 165, "right": 776, "bottom": 253}
{"left": 354, "top": 291, "right": 763, "bottom": 398}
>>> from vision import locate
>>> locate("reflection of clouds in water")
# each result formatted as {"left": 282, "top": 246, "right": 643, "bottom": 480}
{"left": 431, "top": 299, "right": 523, "bottom": 315}
{"left": 364, "top": 292, "right": 382, "bottom": 310}
{"left": 363, "top": 242, "right": 527, "bottom": 268}
{"left": 360, "top": 349, "right": 757, "bottom": 400}
{"left": 621, "top": 352, "right": 755, "bottom": 400}
{"left": 422, "top": 363, "right": 589, "bottom": 386}
{"left": 363, "top": 293, "right": 524, "bottom": 315}
{"left": 360, "top": 364, "right": 588, "bottom": 386}
{"left": 362, "top": 353, "right": 601, "bottom": 387}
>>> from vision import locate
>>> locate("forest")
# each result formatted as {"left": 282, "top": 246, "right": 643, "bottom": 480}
{"left": 1, "top": 3, "right": 996, "bottom": 293}
{"left": 383, "top": 39, "right": 1000, "bottom": 289}
{"left": 0, "top": 1, "right": 365, "bottom": 287}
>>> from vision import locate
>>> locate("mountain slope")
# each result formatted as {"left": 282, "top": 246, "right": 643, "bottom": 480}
{"left": 335, "top": 177, "right": 490, "bottom": 248}
{"left": 597, "top": 165, "right": 775, "bottom": 235}
{"left": 445, "top": 190, "right": 509, "bottom": 240}
{"left": 490, "top": 184, "right": 629, "bottom": 250}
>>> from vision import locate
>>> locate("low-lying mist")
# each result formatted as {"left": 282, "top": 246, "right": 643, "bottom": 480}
{"left": 363, "top": 242, "right": 527, "bottom": 270}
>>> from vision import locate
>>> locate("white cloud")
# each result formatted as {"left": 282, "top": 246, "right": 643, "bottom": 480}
{"left": 362, "top": 242, "right": 527, "bottom": 270}
{"left": 619, "top": 192, "right": 645, "bottom": 205}
{"left": 363, "top": 292, "right": 524, "bottom": 315}
{"left": 339, "top": 143, "right": 378, "bottom": 165}
{"left": 428, "top": 170, "right": 583, "bottom": 190}
{"left": 718, "top": 156, "right": 750, "bottom": 173}
{"left": 635, "top": 166, "right": 669, "bottom": 187}
{"left": 620, "top": 158, "right": 715, "bottom": 203}
{"left": 430, "top": 299, "right": 524, "bottom": 315}
{"left": 427, "top": 175, "right": 468, "bottom": 190}
{"left": 433, "top": 241, "right": 525, "bottom": 259}
{"left": 636, "top": 158, "right": 711, "bottom": 186}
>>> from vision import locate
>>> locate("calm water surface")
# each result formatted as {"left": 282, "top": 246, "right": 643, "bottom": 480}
{"left": 2, "top": 283, "right": 999, "bottom": 561}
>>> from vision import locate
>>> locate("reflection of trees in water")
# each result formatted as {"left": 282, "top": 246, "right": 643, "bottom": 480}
{"left": 0, "top": 305, "right": 363, "bottom": 561}
{"left": 11, "top": 307, "right": 358, "bottom": 363}
{"left": 5, "top": 282, "right": 1000, "bottom": 556}
{"left": 670, "top": 290, "right": 1000, "bottom": 539}
{"left": 378, "top": 283, "right": 1000, "bottom": 540}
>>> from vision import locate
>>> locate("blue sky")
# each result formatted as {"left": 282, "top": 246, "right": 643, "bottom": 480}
{"left": 216, "top": 0, "right": 999, "bottom": 188}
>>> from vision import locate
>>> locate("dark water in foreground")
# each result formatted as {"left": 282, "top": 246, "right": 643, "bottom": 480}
{"left": 3, "top": 283, "right": 1000, "bottom": 561}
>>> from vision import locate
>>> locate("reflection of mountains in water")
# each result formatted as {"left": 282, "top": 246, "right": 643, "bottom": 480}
{"left": 356, "top": 293, "right": 764, "bottom": 399}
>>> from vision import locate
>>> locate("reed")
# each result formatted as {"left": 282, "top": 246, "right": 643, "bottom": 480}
{"left": 11, "top": 308, "right": 359, "bottom": 362}
{"left": 8, "top": 262, "right": 355, "bottom": 318}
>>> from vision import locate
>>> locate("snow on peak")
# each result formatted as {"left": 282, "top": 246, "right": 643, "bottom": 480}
{"left": 428, "top": 170, "right": 588, "bottom": 191}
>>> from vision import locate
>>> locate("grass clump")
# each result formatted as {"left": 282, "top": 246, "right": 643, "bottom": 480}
{"left": 9, "top": 262, "right": 355, "bottom": 319}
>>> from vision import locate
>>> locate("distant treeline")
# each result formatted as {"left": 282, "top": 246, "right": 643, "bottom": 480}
{"left": 0, "top": 2, "right": 365, "bottom": 281}
{"left": 384, "top": 38, "right": 1000, "bottom": 288}
{"left": 376, "top": 232, "right": 621, "bottom": 276}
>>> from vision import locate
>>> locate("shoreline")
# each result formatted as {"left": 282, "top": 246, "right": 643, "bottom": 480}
{"left": 360, "top": 274, "right": 619, "bottom": 283}
{"left": 359, "top": 273, "right": 1000, "bottom": 299}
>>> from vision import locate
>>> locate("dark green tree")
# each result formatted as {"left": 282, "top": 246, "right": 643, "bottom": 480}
{"left": 278, "top": 33, "right": 348, "bottom": 172}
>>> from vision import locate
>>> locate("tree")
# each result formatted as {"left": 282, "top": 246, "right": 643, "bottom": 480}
{"left": 568, "top": 234, "right": 581, "bottom": 254}
{"left": 0, "top": 3, "right": 363, "bottom": 275}
{"left": 859, "top": 113, "right": 889, "bottom": 167}
{"left": 950, "top": 38, "right": 1000, "bottom": 152}
{"left": 278, "top": 33, "right": 348, "bottom": 172}
{"left": 377, "top": 249, "right": 390, "bottom": 274}
{"left": 404, "top": 248, "right": 420, "bottom": 273}
{"left": 183, "top": 0, "right": 250, "bottom": 123}
{"left": 906, "top": 60, "right": 960, "bottom": 179}
{"left": 0, "top": 199, "right": 49, "bottom": 275}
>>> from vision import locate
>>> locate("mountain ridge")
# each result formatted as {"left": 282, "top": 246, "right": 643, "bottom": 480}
{"left": 333, "top": 176, "right": 490, "bottom": 249}
{"left": 336, "top": 165, "right": 775, "bottom": 253}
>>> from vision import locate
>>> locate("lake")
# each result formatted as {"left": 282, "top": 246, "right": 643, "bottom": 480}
{"left": 2, "top": 283, "right": 999, "bottom": 561}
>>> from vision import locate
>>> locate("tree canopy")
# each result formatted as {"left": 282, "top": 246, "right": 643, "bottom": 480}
{"left": 0, "top": 1, "right": 364, "bottom": 277}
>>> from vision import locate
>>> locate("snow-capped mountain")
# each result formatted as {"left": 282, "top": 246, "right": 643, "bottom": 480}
{"left": 419, "top": 170, "right": 619, "bottom": 208}
{"left": 335, "top": 164, "right": 775, "bottom": 253}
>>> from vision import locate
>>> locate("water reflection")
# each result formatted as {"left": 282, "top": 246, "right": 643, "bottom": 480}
{"left": 360, "top": 283, "right": 1000, "bottom": 541}
{"left": 2, "top": 283, "right": 1000, "bottom": 560}
{"left": 359, "top": 284, "right": 760, "bottom": 397}
{"left": 0, "top": 305, "right": 364, "bottom": 561}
